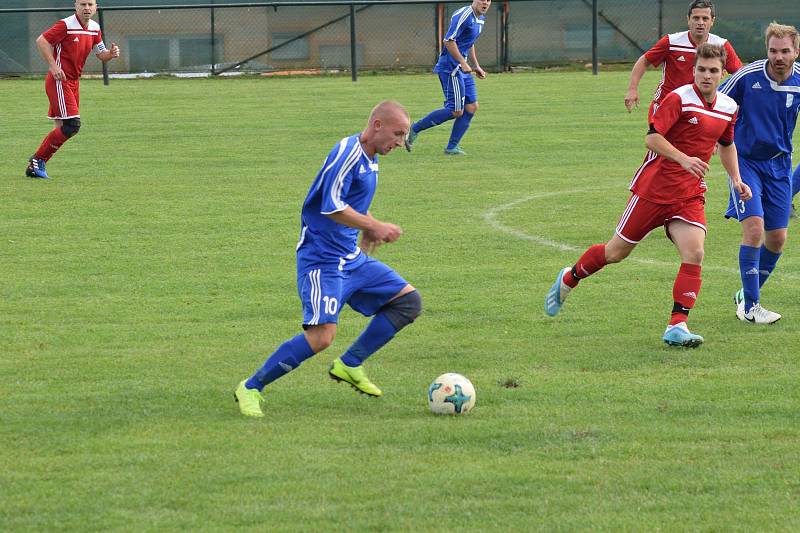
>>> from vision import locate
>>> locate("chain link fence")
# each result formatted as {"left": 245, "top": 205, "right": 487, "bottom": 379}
{"left": 1, "top": 0, "right": 799, "bottom": 76}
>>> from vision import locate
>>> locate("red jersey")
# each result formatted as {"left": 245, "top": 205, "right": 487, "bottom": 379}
{"left": 629, "top": 84, "right": 737, "bottom": 204}
{"left": 645, "top": 31, "right": 742, "bottom": 105}
{"left": 41, "top": 14, "right": 104, "bottom": 80}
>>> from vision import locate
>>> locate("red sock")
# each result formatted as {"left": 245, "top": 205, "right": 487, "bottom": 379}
{"left": 670, "top": 263, "right": 702, "bottom": 326}
{"left": 34, "top": 127, "right": 69, "bottom": 161}
{"left": 563, "top": 244, "right": 607, "bottom": 288}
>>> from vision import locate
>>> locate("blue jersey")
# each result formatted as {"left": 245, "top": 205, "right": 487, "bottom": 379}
{"left": 434, "top": 5, "right": 485, "bottom": 74}
{"left": 296, "top": 134, "right": 379, "bottom": 273}
{"left": 719, "top": 60, "right": 800, "bottom": 160}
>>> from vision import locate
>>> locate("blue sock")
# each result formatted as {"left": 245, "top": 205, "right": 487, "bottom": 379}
{"left": 340, "top": 312, "right": 399, "bottom": 367}
{"left": 413, "top": 108, "right": 454, "bottom": 133}
{"left": 739, "top": 245, "right": 760, "bottom": 311}
{"left": 245, "top": 334, "right": 315, "bottom": 391}
{"left": 758, "top": 245, "right": 781, "bottom": 288}
{"left": 447, "top": 111, "right": 474, "bottom": 150}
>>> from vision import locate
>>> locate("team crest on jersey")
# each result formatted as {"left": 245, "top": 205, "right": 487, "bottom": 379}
{"left": 788, "top": 94, "right": 794, "bottom": 108}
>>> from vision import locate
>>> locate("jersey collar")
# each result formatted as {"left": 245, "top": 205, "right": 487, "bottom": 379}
{"left": 692, "top": 83, "right": 717, "bottom": 108}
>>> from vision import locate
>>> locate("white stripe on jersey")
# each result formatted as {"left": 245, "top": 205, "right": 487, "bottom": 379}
{"left": 445, "top": 6, "right": 472, "bottom": 41}
{"left": 329, "top": 142, "right": 362, "bottom": 212}
{"left": 719, "top": 60, "right": 764, "bottom": 95}
{"left": 668, "top": 46, "right": 696, "bottom": 53}
{"left": 296, "top": 225, "right": 308, "bottom": 251}
{"left": 66, "top": 30, "right": 99, "bottom": 36}
{"left": 628, "top": 150, "right": 658, "bottom": 192}
{"left": 681, "top": 106, "right": 734, "bottom": 121}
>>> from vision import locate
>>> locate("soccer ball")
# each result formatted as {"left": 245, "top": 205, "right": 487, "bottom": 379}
{"left": 427, "top": 373, "right": 476, "bottom": 415}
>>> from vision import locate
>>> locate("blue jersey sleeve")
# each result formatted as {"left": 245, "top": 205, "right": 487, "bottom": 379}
{"left": 719, "top": 77, "right": 743, "bottom": 105}
{"left": 444, "top": 7, "right": 470, "bottom": 41}
{"left": 319, "top": 138, "right": 360, "bottom": 215}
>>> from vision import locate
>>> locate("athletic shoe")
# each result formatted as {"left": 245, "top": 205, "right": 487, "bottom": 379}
{"left": 662, "top": 322, "right": 704, "bottom": 348}
{"left": 740, "top": 303, "right": 782, "bottom": 324}
{"left": 443, "top": 145, "right": 467, "bottom": 156}
{"left": 234, "top": 380, "right": 264, "bottom": 417}
{"left": 404, "top": 128, "right": 418, "bottom": 152}
{"left": 328, "top": 358, "right": 382, "bottom": 397}
{"left": 544, "top": 267, "right": 572, "bottom": 317}
{"left": 25, "top": 157, "right": 49, "bottom": 179}
{"left": 734, "top": 288, "right": 745, "bottom": 320}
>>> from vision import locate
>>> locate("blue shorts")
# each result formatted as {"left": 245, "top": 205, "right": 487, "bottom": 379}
{"left": 438, "top": 70, "right": 477, "bottom": 113}
{"left": 725, "top": 154, "right": 792, "bottom": 231}
{"left": 297, "top": 257, "right": 408, "bottom": 327}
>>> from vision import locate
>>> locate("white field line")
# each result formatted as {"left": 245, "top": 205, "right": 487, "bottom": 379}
{"left": 482, "top": 189, "right": 800, "bottom": 280}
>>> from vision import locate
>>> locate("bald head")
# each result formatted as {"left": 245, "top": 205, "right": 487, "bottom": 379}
{"left": 361, "top": 100, "right": 410, "bottom": 157}
{"left": 367, "top": 100, "right": 410, "bottom": 127}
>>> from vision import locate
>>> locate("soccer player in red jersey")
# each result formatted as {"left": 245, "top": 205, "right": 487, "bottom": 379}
{"left": 25, "top": 0, "right": 120, "bottom": 179}
{"left": 624, "top": 1, "right": 742, "bottom": 118}
{"left": 545, "top": 44, "right": 752, "bottom": 348}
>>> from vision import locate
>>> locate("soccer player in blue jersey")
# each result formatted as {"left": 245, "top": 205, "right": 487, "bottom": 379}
{"left": 719, "top": 22, "right": 800, "bottom": 324}
{"left": 404, "top": 0, "right": 491, "bottom": 156}
{"left": 234, "top": 101, "right": 422, "bottom": 418}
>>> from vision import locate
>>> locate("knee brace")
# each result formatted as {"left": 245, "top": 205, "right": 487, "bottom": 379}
{"left": 61, "top": 118, "right": 81, "bottom": 138}
{"left": 381, "top": 290, "right": 422, "bottom": 330}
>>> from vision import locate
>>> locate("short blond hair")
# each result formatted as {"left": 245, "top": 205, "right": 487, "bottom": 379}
{"left": 765, "top": 22, "right": 800, "bottom": 50}
{"left": 695, "top": 42, "right": 727, "bottom": 68}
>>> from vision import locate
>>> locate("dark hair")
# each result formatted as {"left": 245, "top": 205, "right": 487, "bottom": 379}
{"left": 688, "top": 1, "right": 715, "bottom": 18}
{"left": 694, "top": 43, "right": 726, "bottom": 67}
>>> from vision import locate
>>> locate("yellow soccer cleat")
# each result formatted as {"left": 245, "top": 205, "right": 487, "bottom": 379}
{"left": 234, "top": 380, "right": 265, "bottom": 417}
{"left": 328, "top": 358, "right": 383, "bottom": 397}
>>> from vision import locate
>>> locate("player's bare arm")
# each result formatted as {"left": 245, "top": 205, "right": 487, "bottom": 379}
{"left": 444, "top": 40, "right": 471, "bottom": 73}
{"left": 327, "top": 207, "right": 402, "bottom": 246}
{"left": 645, "top": 131, "right": 709, "bottom": 179}
{"left": 35, "top": 34, "right": 65, "bottom": 81}
{"left": 96, "top": 42, "right": 120, "bottom": 62}
{"left": 625, "top": 55, "right": 652, "bottom": 112}
{"left": 468, "top": 46, "right": 485, "bottom": 79}
{"left": 717, "top": 143, "right": 752, "bottom": 201}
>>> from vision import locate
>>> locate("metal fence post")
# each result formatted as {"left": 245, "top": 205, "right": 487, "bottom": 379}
{"left": 210, "top": 6, "right": 216, "bottom": 75}
{"left": 591, "top": 0, "right": 598, "bottom": 75}
{"left": 98, "top": 7, "right": 109, "bottom": 85}
{"left": 350, "top": 4, "right": 357, "bottom": 82}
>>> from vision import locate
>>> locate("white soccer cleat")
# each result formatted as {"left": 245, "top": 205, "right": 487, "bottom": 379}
{"left": 740, "top": 303, "right": 782, "bottom": 325}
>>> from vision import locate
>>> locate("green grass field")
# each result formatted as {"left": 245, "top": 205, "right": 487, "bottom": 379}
{"left": 2, "top": 71, "right": 799, "bottom": 531}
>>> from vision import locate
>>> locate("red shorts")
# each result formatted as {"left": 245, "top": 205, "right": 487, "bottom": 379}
{"left": 45, "top": 75, "right": 80, "bottom": 120}
{"left": 616, "top": 194, "right": 706, "bottom": 243}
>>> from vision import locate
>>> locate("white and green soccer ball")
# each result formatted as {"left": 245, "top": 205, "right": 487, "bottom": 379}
{"left": 428, "top": 373, "right": 476, "bottom": 415}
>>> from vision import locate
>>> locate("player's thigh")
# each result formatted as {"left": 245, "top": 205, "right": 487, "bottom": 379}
{"left": 438, "top": 72, "right": 465, "bottom": 112}
{"left": 726, "top": 158, "right": 765, "bottom": 222}
{"left": 762, "top": 157, "right": 792, "bottom": 231}
{"left": 463, "top": 74, "right": 478, "bottom": 106}
{"left": 297, "top": 268, "right": 345, "bottom": 327}
{"left": 668, "top": 219, "right": 706, "bottom": 264}
{"left": 343, "top": 258, "right": 410, "bottom": 317}
{"left": 615, "top": 194, "right": 667, "bottom": 244}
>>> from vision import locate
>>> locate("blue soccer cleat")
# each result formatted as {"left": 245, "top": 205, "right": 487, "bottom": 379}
{"left": 544, "top": 267, "right": 572, "bottom": 317}
{"left": 443, "top": 145, "right": 467, "bottom": 156}
{"left": 25, "top": 157, "right": 49, "bottom": 179}
{"left": 662, "top": 322, "right": 704, "bottom": 348}
{"left": 404, "top": 128, "right": 418, "bottom": 152}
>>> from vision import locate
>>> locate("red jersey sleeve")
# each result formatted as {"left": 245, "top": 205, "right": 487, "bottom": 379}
{"left": 723, "top": 41, "right": 743, "bottom": 73}
{"left": 650, "top": 92, "right": 681, "bottom": 134}
{"left": 719, "top": 111, "right": 737, "bottom": 145}
{"left": 93, "top": 30, "right": 103, "bottom": 50}
{"left": 644, "top": 35, "right": 670, "bottom": 67}
{"left": 41, "top": 20, "right": 67, "bottom": 46}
